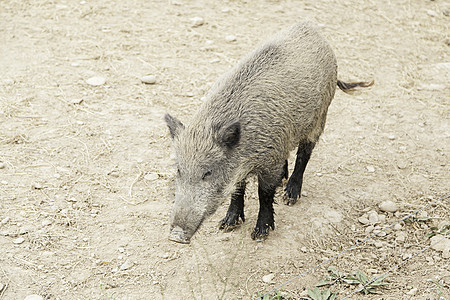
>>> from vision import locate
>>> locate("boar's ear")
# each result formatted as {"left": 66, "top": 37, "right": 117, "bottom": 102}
{"left": 218, "top": 121, "right": 240, "bottom": 149}
{"left": 164, "top": 114, "right": 185, "bottom": 139}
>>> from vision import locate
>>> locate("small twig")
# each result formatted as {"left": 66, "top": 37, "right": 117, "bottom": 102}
{"left": 0, "top": 283, "right": 8, "bottom": 299}
{"left": 246, "top": 270, "right": 260, "bottom": 298}
{"left": 128, "top": 170, "right": 143, "bottom": 198}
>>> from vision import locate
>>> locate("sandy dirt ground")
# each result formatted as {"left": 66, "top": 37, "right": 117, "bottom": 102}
{"left": 0, "top": 0, "right": 449, "bottom": 299}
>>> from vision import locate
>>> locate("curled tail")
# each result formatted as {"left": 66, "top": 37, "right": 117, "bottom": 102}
{"left": 337, "top": 79, "right": 374, "bottom": 93}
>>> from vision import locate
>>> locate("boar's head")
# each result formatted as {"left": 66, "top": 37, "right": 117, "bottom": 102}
{"left": 164, "top": 113, "right": 241, "bottom": 243}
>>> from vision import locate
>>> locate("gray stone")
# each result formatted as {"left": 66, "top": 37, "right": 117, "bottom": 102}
{"left": 379, "top": 200, "right": 398, "bottom": 213}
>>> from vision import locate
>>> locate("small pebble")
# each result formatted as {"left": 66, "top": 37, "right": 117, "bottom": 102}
{"left": 1, "top": 217, "right": 10, "bottom": 224}
{"left": 41, "top": 219, "right": 52, "bottom": 226}
{"left": 141, "top": 75, "right": 156, "bottom": 84}
{"left": 366, "top": 165, "right": 375, "bottom": 173}
{"left": 374, "top": 241, "right": 383, "bottom": 248}
{"left": 427, "top": 10, "right": 438, "bottom": 17}
{"left": 406, "top": 287, "right": 418, "bottom": 295}
{"left": 379, "top": 200, "right": 398, "bottom": 212}
{"left": 367, "top": 211, "right": 379, "bottom": 224}
{"left": 388, "top": 135, "right": 396, "bottom": 140}
{"left": 430, "top": 235, "right": 450, "bottom": 252}
{"left": 24, "top": 295, "right": 44, "bottom": 300}
{"left": 1, "top": 180, "right": 7, "bottom": 185}
{"left": 0, "top": 162, "right": 5, "bottom": 169}
{"left": 190, "top": 17, "right": 204, "bottom": 27}
{"left": 86, "top": 76, "right": 106, "bottom": 86}
{"left": 3, "top": 79, "right": 14, "bottom": 85}
{"left": 397, "top": 160, "right": 408, "bottom": 169}
{"left": 144, "top": 173, "right": 159, "bottom": 181}
{"left": 396, "top": 231, "right": 407, "bottom": 243}
{"left": 358, "top": 216, "right": 370, "bottom": 225}
{"left": 13, "top": 237, "right": 25, "bottom": 244}
{"left": 118, "top": 247, "right": 125, "bottom": 253}
{"left": 393, "top": 223, "right": 402, "bottom": 230}
{"left": 443, "top": 249, "right": 450, "bottom": 259}
{"left": 262, "top": 273, "right": 275, "bottom": 283}
{"left": 378, "top": 214, "right": 386, "bottom": 223}
{"left": 119, "top": 259, "right": 134, "bottom": 271}
{"left": 225, "top": 35, "right": 237, "bottom": 42}
{"left": 365, "top": 225, "right": 374, "bottom": 234}
{"left": 109, "top": 171, "right": 119, "bottom": 178}
{"left": 373, "top": 230, "right": 386, "bottom": 237}
{"left": 417, "top": 210, "right": 428, "bottom": 219}
{"left": 76, "top": 120, "right": 84, "bottom": 125}
{"left": 186, "top": 92, "right": 194, "bottom": 97}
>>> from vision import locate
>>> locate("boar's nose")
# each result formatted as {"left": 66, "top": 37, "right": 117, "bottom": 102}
{"left": 169, "top": 226, "right": 191, "bottom": 244}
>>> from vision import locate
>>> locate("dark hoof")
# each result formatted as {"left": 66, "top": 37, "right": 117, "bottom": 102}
{"left": 251, "top": 223, "right": 274, "bottom": 241}
{"left": 219, "top": 212, "right": 244, "bottom": 232}
{"left": 169, "top": 226, "right": 191, "bottom": 244}
{"left": 283, "top": 193, "right": 298, "bottom": 206}
{"left": 284, "top": 183, "right": 302, "bottom": 205}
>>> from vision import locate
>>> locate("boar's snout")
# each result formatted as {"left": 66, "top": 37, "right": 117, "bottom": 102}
{"left": 169, "top": 226, "right": 191, "bottom": 244}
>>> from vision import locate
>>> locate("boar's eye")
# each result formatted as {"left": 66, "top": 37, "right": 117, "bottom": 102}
{"left": 202, "top": 170, "right": 212, "bottom": 180}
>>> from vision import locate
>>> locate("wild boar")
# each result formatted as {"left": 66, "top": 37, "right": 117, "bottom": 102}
{"left": 165, "top": 21, "right": 372, "bottom": 243}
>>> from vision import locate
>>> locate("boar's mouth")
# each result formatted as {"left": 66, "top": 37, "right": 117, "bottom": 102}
{"left": 169, "top": 226, "right": 191, "bottom": 244}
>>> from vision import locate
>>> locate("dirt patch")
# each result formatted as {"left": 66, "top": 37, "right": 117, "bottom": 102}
{"left": 0, "top": 0, "right": 448, "bottom": 299}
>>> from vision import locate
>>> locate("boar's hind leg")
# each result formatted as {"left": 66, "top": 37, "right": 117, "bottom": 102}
{"left": 284, "top": 140, "right": 316, "bottom": 205}
{"left": 219, "top": 180, "right": 246, "bottom": 232}
{"left": 283, "top": 160, "right": 289, "bottom": 179}
{"left": 251, "top": 166, "right": 284, "bottom": 241}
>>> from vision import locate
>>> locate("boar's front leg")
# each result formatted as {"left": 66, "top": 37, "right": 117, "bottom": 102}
{"left": 219, "top": 180, "right": 246, "bottom": 232}
{"left": 284, "top": 141, "right": 315, "bottom": 205}
{"left": 251, "top": 165, "right": 284, "bottom": 241}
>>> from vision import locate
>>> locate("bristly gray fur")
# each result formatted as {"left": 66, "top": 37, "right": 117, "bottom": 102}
{"left": 166, "top": 21, "right": 339, "bottom": 242}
